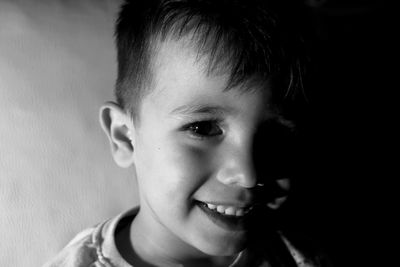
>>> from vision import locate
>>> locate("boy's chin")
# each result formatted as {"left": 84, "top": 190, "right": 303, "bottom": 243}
{"left": 194, "top": 235, "right": 247, "bottom": 257}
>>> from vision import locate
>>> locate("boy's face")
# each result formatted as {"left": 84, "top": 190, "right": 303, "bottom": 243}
{"left": 122, "top": 39, "right": 292, "bottom": 257}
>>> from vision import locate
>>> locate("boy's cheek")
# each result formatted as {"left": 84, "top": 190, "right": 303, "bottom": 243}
{"left": 136, "top": 131, "right": 215, "bottom": 186}
{"left": 168, "top": 144, "right": 213, "bottom": 175}
{"left": 156, "top": 144, "right": 215, "bottom": 189}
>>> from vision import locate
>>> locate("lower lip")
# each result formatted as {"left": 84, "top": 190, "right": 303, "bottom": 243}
{"left": 195, "top": 201, "right": 251, "bottom": 231}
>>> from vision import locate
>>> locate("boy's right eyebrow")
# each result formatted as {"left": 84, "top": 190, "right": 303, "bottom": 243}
{"left": 170, "top": 104, "right": 235, "bottom": 116}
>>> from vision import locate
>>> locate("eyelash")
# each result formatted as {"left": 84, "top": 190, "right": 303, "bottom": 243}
{"left": 183, "top": 120, "right": 223, "bottom": 139}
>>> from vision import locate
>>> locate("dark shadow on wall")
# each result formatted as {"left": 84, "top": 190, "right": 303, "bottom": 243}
{"left": 277, "top": 0, "right": 391, "bottom": 266}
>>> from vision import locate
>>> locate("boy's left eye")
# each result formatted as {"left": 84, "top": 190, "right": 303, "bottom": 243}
{"left": 185, "top": 121, "right": 223, "bottom": 138}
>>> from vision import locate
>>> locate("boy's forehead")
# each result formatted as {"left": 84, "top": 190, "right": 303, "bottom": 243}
{"left": 150, "top": 37, "right": 269, "bottom": 98}
{"left": 139, "top": 38, "right": 290, "bottom": 123}
{"left": 152, "top": 37, "right": 219, "bottom": 84}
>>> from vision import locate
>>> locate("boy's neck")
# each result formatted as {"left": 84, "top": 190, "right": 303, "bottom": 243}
{"left": 124, "top": 208, "right": 242, "bottom": 267}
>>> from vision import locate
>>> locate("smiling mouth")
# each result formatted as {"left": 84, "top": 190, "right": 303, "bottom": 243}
{"left": 201, "top": 202, "right": 253, "bottom": 217}
{"left": 195, "top": 201, "right": 255, "bottom": 230}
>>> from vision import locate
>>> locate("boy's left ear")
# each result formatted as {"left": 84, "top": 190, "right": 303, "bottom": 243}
{"left": 99, "top": 102, "right": 135, "bottom": 168}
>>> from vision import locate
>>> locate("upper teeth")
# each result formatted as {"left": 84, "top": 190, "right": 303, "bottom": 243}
{"left": 205, "top": 203, "right": 252, "bottom": 217}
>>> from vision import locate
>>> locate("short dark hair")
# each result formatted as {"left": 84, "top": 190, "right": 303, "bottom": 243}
{"left": 115, "top": 0, "right": 309, "bottom": 120}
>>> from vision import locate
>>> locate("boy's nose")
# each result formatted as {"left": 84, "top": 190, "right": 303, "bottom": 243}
{"left": 215, "top": 147, "right": 258, "bottom": 188}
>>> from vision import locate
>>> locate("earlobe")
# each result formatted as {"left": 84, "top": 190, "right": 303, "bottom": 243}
{"left": 99, "top": 102, "right": 135, "bottom": 168}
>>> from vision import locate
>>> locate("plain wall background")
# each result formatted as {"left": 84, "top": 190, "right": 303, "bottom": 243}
{"left": 0, "top": 0, "right": 138, "bottom": 266}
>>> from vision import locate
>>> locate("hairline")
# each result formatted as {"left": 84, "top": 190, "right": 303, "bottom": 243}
{"left": 125, "top": 31, "right": 278, "bottom": 123}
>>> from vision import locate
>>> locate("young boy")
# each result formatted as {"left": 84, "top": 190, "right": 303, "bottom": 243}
{"left": 45, "top": 0, "right": 330, "bottom": 266}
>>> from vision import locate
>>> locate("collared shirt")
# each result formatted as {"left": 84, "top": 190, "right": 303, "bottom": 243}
{"left": 43, "top": 207, "right": 327, "bottom": 267}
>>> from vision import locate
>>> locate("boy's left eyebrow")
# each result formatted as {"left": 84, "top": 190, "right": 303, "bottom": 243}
{"left": 170, "top": 104, "right": 234, "bottom": 116}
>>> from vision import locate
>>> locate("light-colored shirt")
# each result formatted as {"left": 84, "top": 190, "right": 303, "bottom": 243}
{"left": 43, "top": 207, "right": 328, "bottom": 267}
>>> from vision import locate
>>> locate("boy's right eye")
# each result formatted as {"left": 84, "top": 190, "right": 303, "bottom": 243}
{"left": 184, "top": 121, "right": 223, "bottom": 138}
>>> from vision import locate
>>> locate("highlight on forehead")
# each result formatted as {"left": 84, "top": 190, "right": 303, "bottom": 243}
{"left": 152, "top": 4, "right": 294, "bottom": 92}
{"left": 114, "top": 0, "right": 308, "bottom": 121}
